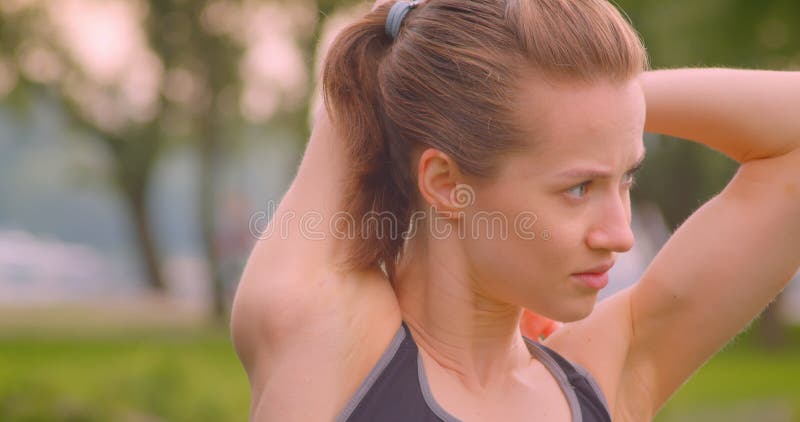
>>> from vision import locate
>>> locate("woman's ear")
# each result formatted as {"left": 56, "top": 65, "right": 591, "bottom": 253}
{"left": 416, "top": 147, "right": 465, "bottom": 219}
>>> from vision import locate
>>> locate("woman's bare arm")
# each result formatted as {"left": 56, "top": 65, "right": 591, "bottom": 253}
{"left": 641, "top": 68, "right": 800, "bottom": 162}
{"left": 230, "top": 9, "right": 403, "bottom": 418}
{"left": 618, "top": 69, "right": 800, "bottom": 417}
{"left": 543, "top": 69, "right": 800, "bottom": 421}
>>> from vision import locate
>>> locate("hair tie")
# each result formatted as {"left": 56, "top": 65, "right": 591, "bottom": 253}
{"left": 385, "top": 0, "right": 419, "bottom": 40}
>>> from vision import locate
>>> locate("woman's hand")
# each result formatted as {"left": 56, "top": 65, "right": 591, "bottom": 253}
{"left": 520, "top": 309, "right": 562, "bottom": 341}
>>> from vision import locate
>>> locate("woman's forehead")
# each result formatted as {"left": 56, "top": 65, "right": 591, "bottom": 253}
{"left": 510, "top": 77, "right": 646, "bottom": 175}
{"left": 516, "top": 76, "right": 645, "bottom": 138}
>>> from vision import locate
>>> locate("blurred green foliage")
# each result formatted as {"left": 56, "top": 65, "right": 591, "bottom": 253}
{"left": 616, "top": 0, "right": 800, "bottom": 230}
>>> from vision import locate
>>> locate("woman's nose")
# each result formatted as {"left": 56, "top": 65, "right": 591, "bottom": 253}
{"left": 585, "top": 194, "right": 635, "bottom": 253}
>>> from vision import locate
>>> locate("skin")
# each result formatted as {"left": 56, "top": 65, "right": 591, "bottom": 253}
{"left": 387, "top": 78, "right": 644, "bottom": 419}
{"left": 230, "top": 7, "right": 800, "bottom": 419}
{"left": 398, "top": 77, "right": 643, "bottom": 380}
{"left": 379, "top": 0, "right": 562, "bottom": 344}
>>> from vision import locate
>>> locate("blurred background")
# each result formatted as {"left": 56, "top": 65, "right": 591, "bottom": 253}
{"left": 0, "top": 0, "right": 798, "bottom": 420}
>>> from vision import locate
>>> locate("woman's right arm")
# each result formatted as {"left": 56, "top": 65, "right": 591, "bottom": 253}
{"left": 230, "top": 103, "right": 353, "bottom": 364}
{"left": 228, "top": 4, "right": 406, "bottom": 416}
{"left": 230, "top": 100, "right": 403, "bottom": 420}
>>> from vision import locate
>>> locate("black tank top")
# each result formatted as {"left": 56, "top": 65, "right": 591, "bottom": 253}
{"left": 335, "top": 321, "right": 611, "bottom": 422}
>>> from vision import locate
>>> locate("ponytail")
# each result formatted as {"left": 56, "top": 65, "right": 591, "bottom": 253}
{"left": 322, "top": 3, "right": 413, "bottom": 282}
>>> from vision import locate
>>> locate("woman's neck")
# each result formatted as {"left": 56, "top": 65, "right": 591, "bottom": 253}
{"left": 394, "top": 237, "right": 533, "bottom": 391}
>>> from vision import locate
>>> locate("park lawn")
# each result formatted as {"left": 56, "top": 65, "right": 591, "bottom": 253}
{"left": 0, "top": 324, "right": 797, "bottom": 421}
{"left": 656, "top": 349, "right": 800, "bottom": 421}
{"left": 655, "top": 323, "right": 800, "bottom": 421}
{"left": 0, "top": 328, "right": 250, "bottom": 422}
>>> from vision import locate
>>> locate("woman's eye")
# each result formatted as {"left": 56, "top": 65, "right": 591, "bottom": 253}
{"left": 566, "top": 182, "right": 589, "bottom": 198}
{"left": 568, "top": 174, "right": 637, "bottom": 198}
{"left": 623, "top": 172, "right": 637, "bottom": 188}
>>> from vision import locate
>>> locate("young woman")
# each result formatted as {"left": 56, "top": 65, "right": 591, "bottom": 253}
{"left": 231, "top": 0, "right": 800, "bottom": 420}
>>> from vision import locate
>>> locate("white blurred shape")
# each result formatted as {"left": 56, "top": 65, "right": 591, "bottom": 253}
{"left": 0, "top": 230, "right": 139, "bottom": 303}
{"left": 49, "top": 0, "right": 145, "bottom": 85}
{"left": 45, "top": 0, "right": 163, "bottom": 131}
{"left": 238, "top": 2, "right": 314, "bottom": 122}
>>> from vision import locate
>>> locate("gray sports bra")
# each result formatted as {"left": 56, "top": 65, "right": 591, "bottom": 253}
{"left": 336, "top": 321, "right": 611, "bottom": 421}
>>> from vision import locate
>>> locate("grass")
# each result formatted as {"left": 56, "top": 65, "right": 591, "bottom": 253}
{"left": 0, "top": 319, "right": 798, "bottom": 421}
{"left": 655, "top": 323, "right": 800, "bottom": 422}
{"left": 0, "top": 328, "right": 250, "bottom": 422}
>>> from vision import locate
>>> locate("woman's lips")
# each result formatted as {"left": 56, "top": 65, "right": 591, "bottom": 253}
{"left": 571, "top": 271, "right": 609, "bottom": 289}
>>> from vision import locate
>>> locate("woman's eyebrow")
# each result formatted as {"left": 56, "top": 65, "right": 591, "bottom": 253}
{"left": 555, "top": 150, "right": 646, "bottom": 180}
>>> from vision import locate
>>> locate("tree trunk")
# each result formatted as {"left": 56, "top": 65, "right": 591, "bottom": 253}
{"left": 198, "top": 113, "right": 227, "bottom": 321}
{"left": 127, "top": 188, "right": 167, "bottom": 292}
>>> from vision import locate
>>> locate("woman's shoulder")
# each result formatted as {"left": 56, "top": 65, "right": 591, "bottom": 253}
{"left": 230, "top": 104, "right": 405, "bottom": 419}
{"left": 231, "top": 259, "right": 402, "bottom": 420}
{"left": 231, "top": 101, "right": 396, "bottom": 338}
{"left": 541, "top": 287, "right": 636, "bottom": 419}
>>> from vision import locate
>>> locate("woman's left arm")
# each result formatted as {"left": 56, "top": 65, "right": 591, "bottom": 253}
{"left": 597, "top": 69, "right": 800, "bottom": 419}
{"left": 639, "top": 68, "right": 800, "bottom": 162}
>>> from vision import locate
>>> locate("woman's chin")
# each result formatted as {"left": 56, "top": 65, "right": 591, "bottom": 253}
{"left": 551, "top": 299, "right": 597, "bottom": 323}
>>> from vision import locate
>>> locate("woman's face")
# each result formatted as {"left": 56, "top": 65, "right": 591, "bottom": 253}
{"left": 460, "top": 77, "right": 646, "bottom": 322}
